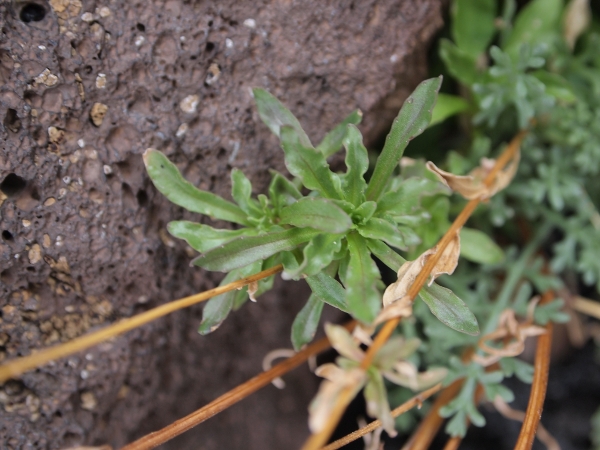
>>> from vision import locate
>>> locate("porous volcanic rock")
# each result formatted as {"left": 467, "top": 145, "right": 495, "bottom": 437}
{"left": 0, "top": 0, "right": 443, "bottom": 448}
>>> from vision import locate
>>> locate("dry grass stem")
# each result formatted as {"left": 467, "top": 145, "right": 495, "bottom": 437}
{"left": 302, "top": 131, "right": 526, "bottom": 450}
{"left": 321, "top": 383, "right": 443, "bottom": 450}
{"left": 573, "top": 296, "right": 600, "bottom": 320}
{"left": 514, "top": 291, "right": 554, "bottom": 450}
{"left": 122, "top": 320, "right": 355, "bottom": 450}
{"left": 0, "top": 264, "right": 283, "bottom": 384}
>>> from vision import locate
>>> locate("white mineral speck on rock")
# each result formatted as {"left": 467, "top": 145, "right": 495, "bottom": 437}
{"left": 81, "top": 12, "right": 94, "bottom": 22}
{"left": 243, "top": 18, "right": 256, "bottom": 28}
{"left": 225, "top": 38, "right": 233, "bottom": 48}
{"left": 103, "top": 165, "right": 112, "bottom": 175}
{"left": 62, "top": 176, "right": 71, "bottom": 184}
{"left": 176, "top": 123, "right": 188, "bottom": 138}
{"left": 180, "top": 94, "right": 199, "bottom": 114}
{"left": 95, "top": 73, "right": 106, "bottom": 88}
{"left": 77, "top": 139, "right": 85, "bottom": 148}
{"left": 390, "top": 54, "right": 398, "bottom": 63}
{"left": 135, "top": 35, "right": 145, "bottom": 47}
{"left": 98, "top": 6, "right": 110, "bottom": 17}
{"left": 38, "top": 45, "right": 46, "bottom": 51}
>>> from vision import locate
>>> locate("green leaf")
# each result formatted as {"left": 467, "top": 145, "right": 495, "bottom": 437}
{"left": 193, "top": 227, "right": 321, "bottom": 272}
{"left": 252, "top": 88, "right": 312, "bottom": 147}
{"left": 268, "top": 170, "right": 302, "bottom": 212}
{"left": 429, "top": 93, "right": 470, "bottom": 127}
{"left": 306, "top": 272, "right": 349, "bottom": 313}
{"left": 167, "top": 221, "right": 256, "bottom": 253}
{"left": 279, "top": 198, "right": 353, "bottom": 234}
{"left": 502, "top": 0, "right": 563, "bottom": 57}
{"left": 283, "top": 233, "right": 343, "bottom": 279}
{"left": 340, "top": 124, "right": 369, "bottom": 206}
{"left": 366, "top": 76, "right": 443, "bottom": 202}
{"left": 198, "top": 263, "right": 259, "bottom": 335}
{"left": 345, "top": 233, "right": 381, "bottom": 323}
{"left": 316, "top": 109, "right": 363, "bottom": 158}
{"left": 439, "top": 39, "right": 480, "bottom": 86}
{"left": 357, "top": 218, "right": 411, "bottom": 250}
{"left": 291, "top": 293, "right": 324, "bottom": 351}
{"left": 531, "top": 71, "right": 577, "bottom": 103}
{"left": 352, "top": 201, "right": 377, "bottom": 224}
{"left": 451, "top": 0, "right": 498, "bottom": 57}
{"left": 418, "top": 283, "right": 480, "bottom": 336}
{"left": 144, "top": 149, "right": 248, "bottom": 225}
{"left": 231, "top": 169, "right": 259, "bottom": 215}
{"left": 459, "top": 228, "right": 504, "bottom": 264}
{"left": 366, "top": 239, "right": 406, "bottom": 270}
{"left": 280, "top": 126, "right": 341, "bottom": 199}
{"left": 377, "top": 177, "right": 449, "bottom": 217}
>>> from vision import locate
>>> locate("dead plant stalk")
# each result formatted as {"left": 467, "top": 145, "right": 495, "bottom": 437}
{"left": 0, "top": 265, "right": 284, "bottom": 384}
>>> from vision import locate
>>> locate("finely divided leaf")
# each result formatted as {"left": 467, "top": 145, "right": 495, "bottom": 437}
{"left": 193, "top": 227, "right": 321, "bottom": 272}
{"left": 419, "top": 283, "right": 480, "bottom": 335}
{"left": 252, "top": 88, "right": 312, "bottom": 147}
{"left": 280, "top": 126, "right": 341, "bottom": 199}
{"left": 167, "top": 221, "right": 256, "bottom": 254}
{"left": 366, "top": 77, "right": 443, "bottom": 202}
{"left": 144, "top": 149, "right": 248, "bottom": 225}
{"left": 291, "top": 294, "right": 325, "bottom": 351}
{"left": 317, "top": 110, "right": 363, "bottom": 157}
{"left": 279, "top": 198, "right": 352, "bottom": 234}
{"left": 341, "top": 125, "right": 369, "bottom": 206}
{"left": 459, "top": 228, "right": 504, "bottom": 264}
{"left": 345, "top": 233, "right": 382, "bottom": 323}
{"left": 306, "top": 272, "right": 349, "bottom": 312}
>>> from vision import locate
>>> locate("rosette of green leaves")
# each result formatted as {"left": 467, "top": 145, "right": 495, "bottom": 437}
{"left": 145, "top": 77, "right": 481, "bottom": 350}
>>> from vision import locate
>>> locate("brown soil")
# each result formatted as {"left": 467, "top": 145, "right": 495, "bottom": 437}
{"left": 0, "top": 1, "right": 444, "bottom": 448}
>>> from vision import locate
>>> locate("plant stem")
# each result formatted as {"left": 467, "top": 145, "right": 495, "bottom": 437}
{"left": 0, "top": 264, "right": 283, "bottom": 384}
{"left": 514, "top": 290, "right": 554, "bottom": 450}
{"left": 321, "top": 383, "right": 443, "bottom": 450}
{"left": 122, "top": 320, "right": 356, "bottom": 450}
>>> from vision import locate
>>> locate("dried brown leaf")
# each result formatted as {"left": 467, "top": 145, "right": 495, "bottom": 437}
{"left": 426, "top": 149, "right": 520, "bottom": 200}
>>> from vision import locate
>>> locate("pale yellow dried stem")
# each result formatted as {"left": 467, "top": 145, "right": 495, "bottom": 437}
{"left": 302, "top": 131, "right": 527, "bottom": 450}
{"left": 573, "top": 296, "right": 600, "bottom": 320}
{"left": 321, "top": 383, "right": 443, "bottom": 450}
{"left": 0, "top": 264, "right": 283, "bottom": 384}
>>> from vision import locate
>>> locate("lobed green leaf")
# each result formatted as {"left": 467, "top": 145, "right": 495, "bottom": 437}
{"left": 252, "top": 88, "right": 312, "bottom": 147}
{"left": 280, "top": 126, "right": 342, "bottom": 199}
{"left": 291, "top": 294, "right": 324, "bottom": 351}
{"left": 366, "top": 77, "right": 443, "bottom": 202}
{"left": 193, "top": 227, "right": 320, "bottom": 272}
{"left": 306, "top": 272, "right": 349, "bottom": 313}
{"left": 144, "top": 149, "right": 248, "bottom": 225}
{"left": 316, "top": 109, "right": 363, "bottom": 158}
{"left": 345, "top": 233, "right": 381, "bottom": 323}
{"left": 167, "top": 221, "right": 256, "bottom": 254}
{"left": 279, "top": 197, "right": 353, "bottom": 234}
{"left": 340, "top": 124, "right": 369, "bottom": 206}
